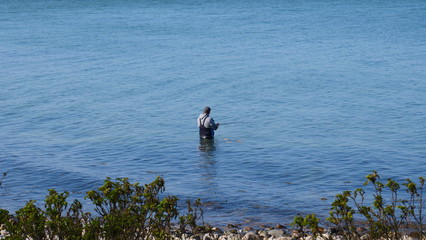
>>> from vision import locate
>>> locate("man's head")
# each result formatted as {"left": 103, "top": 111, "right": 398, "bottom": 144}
{"left": 203, "top": 106, "right": 211, "bottom": 114}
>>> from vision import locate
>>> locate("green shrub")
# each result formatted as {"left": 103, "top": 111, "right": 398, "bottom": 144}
{"left": 179, "top": 198, "right": 205, "bottom": 235}
{"left": 0, "top": 176, "right": 196, "bottom": 240}
{"left": 326, "top": 171, "right": 425, "bottom": 240}
{"left": 404, "top": 177, "right": 425, "bottom": 239}
{"left": 0, "top": 209, "right": 10, "bottom": 225}
{"left": 4, "top": 171, "right": 423, "bottom": 240}
{"left": 6, "top": 200, "right": 46, "bottom": 240}
{"left": 291, "top": 213, "right": 322, "bottom": 239}
{"left": 327, "top": 190, "right": 359, "bottom": 239}
{"left": 85, "top": 176, "right": 179, "bottom": 240}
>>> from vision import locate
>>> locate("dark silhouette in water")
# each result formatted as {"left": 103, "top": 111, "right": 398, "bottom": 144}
{"left": 199, "top": 138, "right": 216, "bottom": 153}
{"left": 197, "top": 106, "right": 220, "bottom": 139}
{"left": 198, "top": 138, "right": 218, "bottom": 196}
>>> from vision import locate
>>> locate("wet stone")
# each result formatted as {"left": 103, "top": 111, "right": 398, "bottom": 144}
{"left": 275, "top": 237, "right": 292, "bottom": 240}
{"left": 242, "top": 232, "right": 260, "bottom": 240}
{"left": 203, "top": 233, "right": 220, "bottom": 240}
{"left": 219, "top": 234, "right": 242, "bottom": 240}
{"left": 258, "top": 230, "right": 269, "bottom": 238}
{"left": 267, "top": 229, "right": 285, "bottom": 238}
{"left": 226, "top": 229, "right": 238, "bottom": 234}
{"left": 227, "top": 224, "right": 239, "bottom": 229}
{"left": 275, "top": 224, "right": 286, "bottom": 229}
{"left": 212, "top": 227, "right": 224, "bottom": 233}
{"left": 244, "top": 226, "right": 254, "bottom": 232}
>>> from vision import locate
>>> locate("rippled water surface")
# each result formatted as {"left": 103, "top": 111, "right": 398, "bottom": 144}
{"left": 1, "top": 0, "right": 425, "bottom": 226}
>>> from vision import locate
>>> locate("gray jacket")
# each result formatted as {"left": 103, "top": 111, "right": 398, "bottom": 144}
{"left": 197, "top": 113, "right": 219, "bottom": 130}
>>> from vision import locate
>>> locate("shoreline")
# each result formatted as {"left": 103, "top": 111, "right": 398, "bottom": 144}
{"left": 0, "top": 223, "right": 420, "bottom": 240}
{"left": 0, "top": 173, "right": 424, "bottom": 239}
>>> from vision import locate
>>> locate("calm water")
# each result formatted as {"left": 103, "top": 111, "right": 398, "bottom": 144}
{"left": 1, "top": 0, "right": 425, "bottom": 226}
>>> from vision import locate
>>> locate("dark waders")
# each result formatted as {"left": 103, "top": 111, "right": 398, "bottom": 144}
{"left": 199, "top": 115, "right": 214, "bottom": 139}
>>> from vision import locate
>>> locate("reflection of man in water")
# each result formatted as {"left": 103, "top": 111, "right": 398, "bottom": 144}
{"left": 199, "top": 138, "right": 216, "bottom": 152}
{"left": 197, "top": 106, "right": 220, "bottom": 139}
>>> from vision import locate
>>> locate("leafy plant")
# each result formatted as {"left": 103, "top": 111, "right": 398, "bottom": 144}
{"left": 327, "top": 171, "right": 425, "bottom": 240}
{"left": 0, "top": 209, "right": 10, "bottom": 225}
{"left": 6, "top": 200, "right": 46, "bottom": 240}
{"left": 44, "top": 189, "right": 88, "bottom": 240}
{"left": 85, "top": 176, "right": 179, "bottom": 240}
{"left": 291, "top": 213, "right": 322, "bottom": 239}
{"left": 404, "top": 177, "right": 425, "bottom": 239}
{"left": 0, "top": 176, "right": 185, "bottom": 240}
{"left": 44, "top": 189, "right": 71, "bottom": 239}
{"left": 2, "top": 172, "right": 422, "bottom": 240}
{"left": 327, "top": 190, "right": 359, "bottom": 239}
{"left": 357, "top": 172, "right": 411, "bottom": 239}
{"left": 178, "top": 198, "right": 205, "bottom": 235}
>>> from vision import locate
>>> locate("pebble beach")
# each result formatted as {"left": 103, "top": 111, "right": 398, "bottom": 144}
{"left": 0, "top": 223, "right": 420, "bottom": 240}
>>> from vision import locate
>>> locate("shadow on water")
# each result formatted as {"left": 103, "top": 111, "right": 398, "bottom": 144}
{"left": 199, "top": 138, "right": 216, "bottom": 154}
{"left": 198, "top": 138, "right": 216, "bottom": 181}
{"left": 197, "top": 138, "right": 226, "bottom": 213}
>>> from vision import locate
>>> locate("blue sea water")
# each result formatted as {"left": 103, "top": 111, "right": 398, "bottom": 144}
{"left": 1, "top": 0, "right": 425, "bottom": 226}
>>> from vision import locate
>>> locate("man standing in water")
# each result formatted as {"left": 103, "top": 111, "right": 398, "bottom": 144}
{"left": 197, "top": 106, "right": 220, "bottom": 139}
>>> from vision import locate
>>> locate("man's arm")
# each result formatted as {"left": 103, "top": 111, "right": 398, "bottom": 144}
{"left": 209, "top": 118, "right": 220, "bottom": 130}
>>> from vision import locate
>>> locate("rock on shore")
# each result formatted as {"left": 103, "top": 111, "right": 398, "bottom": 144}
{"left": 0, "top": 223, "right": 417, "bottom": 240}
{"left": 171, "top": 224, "right": 416, "bottom": 240}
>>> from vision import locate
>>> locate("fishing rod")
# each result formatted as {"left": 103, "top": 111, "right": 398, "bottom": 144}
{"left": 218, "top": 122, "right": 246, "bottom": 126}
